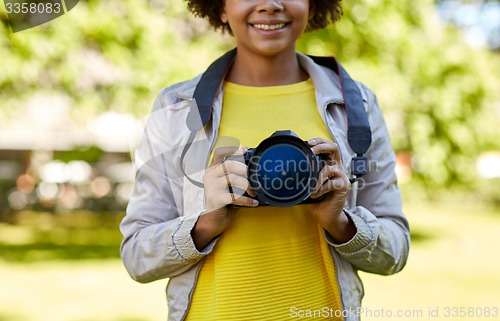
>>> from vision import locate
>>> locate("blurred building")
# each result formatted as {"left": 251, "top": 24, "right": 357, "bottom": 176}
{"left": 0, "top": 96, "right": 143, "bottom": 212}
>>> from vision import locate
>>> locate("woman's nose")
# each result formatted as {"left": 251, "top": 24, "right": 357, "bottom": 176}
{"left": 256, "top": 0, "right": 284, "bottom": 14}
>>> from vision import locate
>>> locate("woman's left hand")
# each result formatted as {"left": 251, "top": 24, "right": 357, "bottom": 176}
{"left": 307, "top": 138, "right": 356, "bottom": 243}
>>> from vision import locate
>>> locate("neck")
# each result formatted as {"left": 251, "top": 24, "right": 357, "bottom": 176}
{"left": 225, "top": 48, "right": 308, "bottom": 86}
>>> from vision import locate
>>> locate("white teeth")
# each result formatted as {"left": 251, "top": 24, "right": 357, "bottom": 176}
{"left": 254, "top": 23, "right": 285, "bottom": 31}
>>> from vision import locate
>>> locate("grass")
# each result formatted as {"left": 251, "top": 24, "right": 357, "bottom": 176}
{"left": 0, "top": 211, "right": 123, "bottom": 261}
{"left": 0, "top": 204, "right": 499, "bottom": 320}
{"left": 360, "top": 204, "right": 500, "bottom": 320}
{"left": 0, "top": 260, "right": 167, "bottom": 321}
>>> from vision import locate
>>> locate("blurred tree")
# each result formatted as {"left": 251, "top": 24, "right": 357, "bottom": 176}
{"left": 298, "top": 0, "right": 500, "bottom": 199}
{"left": 1, "top": 0, "right": 499, "bottom": 200}
{"left": 0, "top": 0, "right": 232, "bottom": 123}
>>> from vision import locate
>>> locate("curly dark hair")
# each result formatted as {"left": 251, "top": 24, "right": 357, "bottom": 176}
{"left": 185, "top": 0, "right": 343, "bottom": 33}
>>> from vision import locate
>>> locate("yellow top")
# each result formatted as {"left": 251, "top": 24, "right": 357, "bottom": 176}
{"left": 185, "top": 79, "right": 343, "bottom": 321}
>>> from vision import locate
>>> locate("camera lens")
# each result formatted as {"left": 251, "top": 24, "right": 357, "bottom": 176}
{"left": 256, "top": 144, "right": 311, "bottom": 200}
{"left": 246, "top": 130, "right": 321, "bottom": 207}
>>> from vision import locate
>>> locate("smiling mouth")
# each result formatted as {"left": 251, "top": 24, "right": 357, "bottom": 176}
{"left": 252, "top": 23, "right": 287, "bottom": 31}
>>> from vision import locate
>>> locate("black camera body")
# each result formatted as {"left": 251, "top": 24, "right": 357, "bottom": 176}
{"left": 239, "top": 130, "right": 326, "bottom": 207}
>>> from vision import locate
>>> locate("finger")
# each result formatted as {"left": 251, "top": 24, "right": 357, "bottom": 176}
{"left": 219, "top": 159, "right": 248, "bottom": 177}
{"left": 308, "top": 138, "right": 341, "bottom": 164}
{"left": 247, "top": 186, "right": 257, "bottom": 198}
{"left": 205, "top": 161, "right": 253, "bottom": 198}
{"left": 310, "top": 179, "right": 334, "bottom": 199}
{"left": 211, "top": 146, "right": 247, "bottom": 166}
{"left": 214, "top": 165, "right": 256, "bottom": 199}
{"left": 207, "top": 158, "right": 247, "bottom": 176}
{"left": 308, "top": 137, "right": 325, "bottom": 145}
{"left": 229, "top": 175, "right": 257, "bottom": 199}
{"left": 213, "top": 161, "right": 252, "bottom": 195}
{"left": 312, "top": 164, "right": 335, "bottom": 194}
{"left": 208, "top": 192, "right": 252, "bottom": 210}
{"left": 312, "top": 164, "right": 348, "bottom": 194}
{"left": 314, "top": 143, "right": 341, "bottom": 164}
{"left": 225, "top": 194, "right": 259, "bottom": 207}
{"left": 310, "top": 179, "right": 339, "bottom": 199}
{"left": 310, "top": 175, "right": 351, "bottom": 198}
{"left": 222, "top": 173, "right": 252, "bottom": 195}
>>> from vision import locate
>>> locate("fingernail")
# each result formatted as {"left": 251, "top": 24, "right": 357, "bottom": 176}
{"left": 252, "top": 200, "right": 259, "bottom": 207}
{"left": 308, "top": 138, "right": 316, "bottom": 144}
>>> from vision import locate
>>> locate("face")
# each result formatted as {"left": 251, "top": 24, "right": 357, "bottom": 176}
{"left": 220, "top": 0, "right": 312, "bottom": 58}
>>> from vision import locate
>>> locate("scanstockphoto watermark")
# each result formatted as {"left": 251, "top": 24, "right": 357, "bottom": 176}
{"left": 289, "top": 306, "right": 499, "bottom": 319}
{"left": 247, "top": 155, "right": 321, "bottom": 194}
{"left": 245, "top": 154, "right": 379, "bottom": 194}
{"left": 289, "top": 306, "right": 424, "bottom": 319}
{"left": 3, "top": 0, "right": 80, "bottom": 33}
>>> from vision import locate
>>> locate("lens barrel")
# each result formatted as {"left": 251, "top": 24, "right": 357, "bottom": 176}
{"left": 245, "top": 130, "right": 324, "bottom": 207}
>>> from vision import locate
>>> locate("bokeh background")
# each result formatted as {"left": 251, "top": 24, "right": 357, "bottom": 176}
{"left": 1, "top": 0, "right": 499, "bottom": 320}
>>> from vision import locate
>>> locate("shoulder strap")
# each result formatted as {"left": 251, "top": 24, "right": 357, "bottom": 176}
{"left": 186, "top": 49, "right": 237, "bottom": 131}
{"left": 183, "top": 49, "right": 372, "bottom": 186}
{"left": 307, "top": 56, "right": 372, "bottom": 181}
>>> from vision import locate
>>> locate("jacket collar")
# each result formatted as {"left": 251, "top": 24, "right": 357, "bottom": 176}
{"left": 296, "top": 52, "right": 344, "bottom": 107}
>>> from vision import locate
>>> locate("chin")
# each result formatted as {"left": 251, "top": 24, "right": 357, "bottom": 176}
{"left": 253, "top": 44, "right": 295, "bottom": 57}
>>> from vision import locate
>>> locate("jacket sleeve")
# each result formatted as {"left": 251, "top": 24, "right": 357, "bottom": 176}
{"left": 326, "top": 83, "right": 410, "bottom": 275}
{"left": 119, "top": 92, "right": 215, "bottom": 283}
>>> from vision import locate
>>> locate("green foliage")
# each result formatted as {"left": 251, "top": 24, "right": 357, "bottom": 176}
{"left": 53, "top": 145, "right": 103, "bottom": 163}
{"left": 1, "top": 0, "right": 499, "bottom": 199}
{"left": 0, "top": 211, "right": 123, "bottom": 261}
{"left": 298, "top": 0, "right": 500, "bottom": 196}
{"left": 0, "top": 0, "right": 231, "bottom": 122}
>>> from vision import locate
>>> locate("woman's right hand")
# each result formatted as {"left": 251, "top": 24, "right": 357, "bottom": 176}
{"left": 192, "top": 146, "right": 258, "bottom": 250}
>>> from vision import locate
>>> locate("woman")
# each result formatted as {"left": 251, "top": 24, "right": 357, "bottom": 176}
{"left": 120, "top": 0, "right": 410, "bottom": 320}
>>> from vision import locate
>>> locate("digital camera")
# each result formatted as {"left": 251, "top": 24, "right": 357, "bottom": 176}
{"left": 237, "top": 130, "right": 326, "bottom": 207}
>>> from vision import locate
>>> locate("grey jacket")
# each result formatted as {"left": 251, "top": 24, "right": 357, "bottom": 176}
{"left": 120, "top": 52, "right": 410, "bottom": 321}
